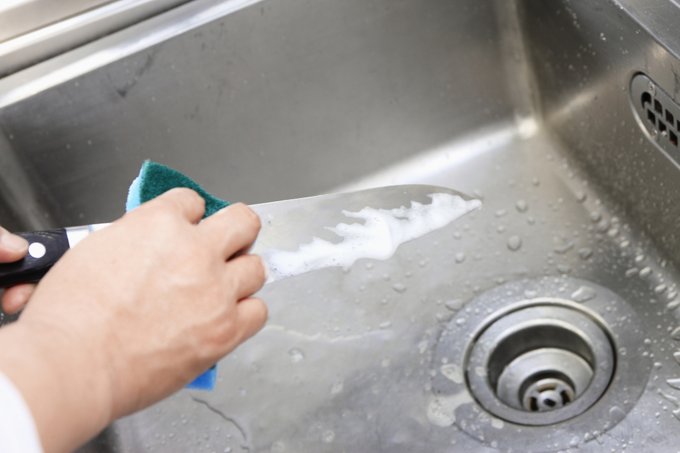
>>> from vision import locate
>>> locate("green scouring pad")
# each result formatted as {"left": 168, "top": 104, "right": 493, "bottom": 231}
{"left": 126, "top": 160, "right": 230, "bottom": 216}
{"left": 126, "top": 160, "right": 230, "bottom": 390}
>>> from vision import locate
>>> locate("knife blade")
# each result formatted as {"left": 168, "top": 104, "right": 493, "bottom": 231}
{"left": 0, "top": 185, "right": 480, "bottom": 287}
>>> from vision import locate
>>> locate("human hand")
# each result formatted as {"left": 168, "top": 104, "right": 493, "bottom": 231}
{"left": 0, "top": 189, "right": 267, "bottom": 453}
{"left": 0, "top": 227, "right": 36, "bottom": 314}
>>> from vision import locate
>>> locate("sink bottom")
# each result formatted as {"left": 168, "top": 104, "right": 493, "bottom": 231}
{"left": 106, "top": 122, "right": 680, "bottom": 452}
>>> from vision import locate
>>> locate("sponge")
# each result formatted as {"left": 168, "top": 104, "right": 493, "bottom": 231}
{"left": 126, "top": 160, "right": 230, "bottom": 390}
{"left": 126, "top": 160, "right": 230, "bottom": 216}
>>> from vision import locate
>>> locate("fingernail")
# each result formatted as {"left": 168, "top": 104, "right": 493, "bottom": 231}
{"left": 1, "top": 231, "right": 28, "bottom": 252}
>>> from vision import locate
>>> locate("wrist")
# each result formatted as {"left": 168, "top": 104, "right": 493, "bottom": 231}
{"left": 0, "top": 319, "right": 115, "bottom": 452}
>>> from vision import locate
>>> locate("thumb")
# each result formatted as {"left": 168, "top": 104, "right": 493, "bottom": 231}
{"left": 0, "top": 227, "right": 28, "bottom": 263}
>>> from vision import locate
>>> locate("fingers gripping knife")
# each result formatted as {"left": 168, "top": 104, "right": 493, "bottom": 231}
{"left": 0, "top": 161, "right": 481, "bottom": 389}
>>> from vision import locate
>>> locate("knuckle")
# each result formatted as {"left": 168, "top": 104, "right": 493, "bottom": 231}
{"left": 233, "top": 203, "right": 261, "bottom": 231}
{"left": 252, "top": 255, "right": 267, "bottom": 283}
{"left": 255, "top": 299, "right": 268, "bottom": 324}
{"left": 168, "top": 188, "right": 204, "bottom": 208}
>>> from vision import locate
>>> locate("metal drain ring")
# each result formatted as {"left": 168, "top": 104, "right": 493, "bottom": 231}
{"left": 466, "top": 305, "right": 614, "bottom": 425}
{"left": 430, "top": 277, "right": 650, "bottom": 452}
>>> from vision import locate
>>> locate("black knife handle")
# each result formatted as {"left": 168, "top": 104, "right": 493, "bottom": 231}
{"left": 0, "top": 229, "right": 70, "bottom": 287}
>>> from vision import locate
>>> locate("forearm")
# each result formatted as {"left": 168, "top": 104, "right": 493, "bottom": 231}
{"left": 0, "top": 321, "right": 113, "bottom": 453}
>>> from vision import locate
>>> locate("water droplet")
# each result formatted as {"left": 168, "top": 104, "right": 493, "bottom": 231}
{"left": 379, "top": 321, "right": 392, "bottom": 329}
{"left": 554, "top": 240, "right": 574, "bottom": 254}
{"left": 673, "top": 351, "right": 680, "bottom": 364}
{"left": 667, "top": 378, "right": 680, "bottom": 390}
{"left": 455, "top": 317, "right": 466, "bottom": 326}
{"left": 575, "top": 191, "right": 587, "bottom": 202}
{"left": 671, "top": 327, "right": 680, "bottom": 341}
{"left": 365, "top": 262, "right": 374, "bottom": 270}
{"left": 571, "top": 286, "right": 597, "bottom": 302}
{"left": 392, "top": 282, "right": 407, "bottom": 293}
{"left": 578, "top": 247, "right": 593, "bottom": 259}
{"left": 639, "top": 267, "right": 652, "bottom": 278}
{"left": 532, "top": 177, "right": 540, "bottom": 186}
{"left": 454, "top": 252, "right": 466, "bottom": 263}
{"left": 331, "top": 381, "right": 344, "bottom": 395}
{"left": 515, "top": 199, "right": 528, "bottom": 212}
{"left": 589, "top": 211, "right": 602, "bottom": 222}
{"left": 445, "top": 299, "right": 465, "bottom": 311}
{"left": 322, "top": 430, "right": 335, "bottom": 443}
{"left": 495, "top": 209, "right": 507, "bottom": 217}
{"left": 440, "top": 364, "right": 463, "bottom": 384}
{"left": 600, "top": 32, "right": 607, "bottom": 41}
{"left": 288, "top": 348, "right": 305, "bottom": 363}
{"left": 673, "top": 408, "right": 680, "bottom": 421}
{"left": 625, "top": 268, "right": 638, "bottom": 278}
{"left": 655, "top": 284, "right": 667, "bottom": 295}
{"left": 507, "top": 235, "right": 522, "bottom": 251}
{"left": 557, "top": 263, "right": 572, "bottom": 274}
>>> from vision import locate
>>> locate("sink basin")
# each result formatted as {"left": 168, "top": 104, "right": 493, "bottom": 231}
{"left": 2, "top": 0, "right": 680, "bottom": 451}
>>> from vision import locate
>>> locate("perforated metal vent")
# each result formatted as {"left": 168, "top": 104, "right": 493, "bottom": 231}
{"left": 631, "top": 73, "right": 680, "bottom": 161}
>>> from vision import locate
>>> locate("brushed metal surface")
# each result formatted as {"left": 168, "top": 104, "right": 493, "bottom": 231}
{"left": 2, "top": 0, "right": 680, "bottom": 451}
{"left": 0, "top": 0, "right": 192, "bottom": 77}
{"left": 0, "top": 0, "right": 114, "bottom": 41}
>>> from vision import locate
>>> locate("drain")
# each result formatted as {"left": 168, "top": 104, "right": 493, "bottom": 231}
{"left": 630, "top": 72, "right": 680, "bottom": 162}
{"left": 521, "top": 373, "right": 575, "bottom": 412}
{"left": 500, "top": 349, "right": 589, "bottom": 412}
{"left": 430, "top": 277, "right": 650, "bottom": 452}
{"left": 465, "top": 304, "right": 614, "bottom": 425}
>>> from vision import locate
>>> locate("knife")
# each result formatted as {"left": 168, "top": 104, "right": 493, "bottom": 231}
{"left": 0, "top": 185, "right": 480, "bottom": 287}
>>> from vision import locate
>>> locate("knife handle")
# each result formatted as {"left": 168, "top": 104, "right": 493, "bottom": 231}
{"left": 0, "top": 229, "right": 70, "bottom": 287}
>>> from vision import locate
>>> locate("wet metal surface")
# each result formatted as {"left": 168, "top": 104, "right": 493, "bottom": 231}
{"left": 2, "top": 0, "right": 680, "bottom": 451}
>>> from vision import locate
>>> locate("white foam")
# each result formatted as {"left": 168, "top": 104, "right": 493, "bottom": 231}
{"left": 263, "top": 193, "right": 481, "bottom": 282}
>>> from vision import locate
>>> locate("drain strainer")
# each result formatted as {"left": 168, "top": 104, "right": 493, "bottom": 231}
{"left": 430, "top": 277, "right": 650, "bottom": 452}
{"left": 466, "top": 304, "right": 614, "bottom": 425}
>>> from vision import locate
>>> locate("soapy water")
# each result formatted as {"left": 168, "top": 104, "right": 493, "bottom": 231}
{"left": 263, "top": 193, "right": 481, "bottom": 282}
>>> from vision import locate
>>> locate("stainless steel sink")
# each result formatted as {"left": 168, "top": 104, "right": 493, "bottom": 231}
{"left": 2, "top": 0, "right": 680, "bottom": 451}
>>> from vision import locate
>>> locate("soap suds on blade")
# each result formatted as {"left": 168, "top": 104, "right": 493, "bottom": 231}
{"left": 263, "top": 193, "right": 481, "bottom": 282}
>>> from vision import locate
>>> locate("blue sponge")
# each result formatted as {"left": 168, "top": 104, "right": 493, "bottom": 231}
{"left": 126, "top": 160, "right": 230, "bottom": 390}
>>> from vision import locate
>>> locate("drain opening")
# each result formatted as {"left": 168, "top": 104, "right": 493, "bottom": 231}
{"left": 432, "top": 278, "right": 651, "bottom": 451}
{"left": 465, "top": 303, "right": 615, "bottom": 426}
{"left": 523, "top": 375, "right": 575, "bottom": 412}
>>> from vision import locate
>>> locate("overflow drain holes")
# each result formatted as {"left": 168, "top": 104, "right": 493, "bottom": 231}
{"left": 466, "top": 304, "right": 614, "bottom": 426}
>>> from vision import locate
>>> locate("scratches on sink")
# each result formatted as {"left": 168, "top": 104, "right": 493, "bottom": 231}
{"left": 191, "top": 396, "right": 250, "bottom": 451}
{"left": 265, "top": 323, "right": 395, "bottom": 343}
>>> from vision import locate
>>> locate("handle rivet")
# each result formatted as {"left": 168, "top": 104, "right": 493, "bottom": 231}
{"left": 28, "top": 242, "right": 47, "bottom": 259}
